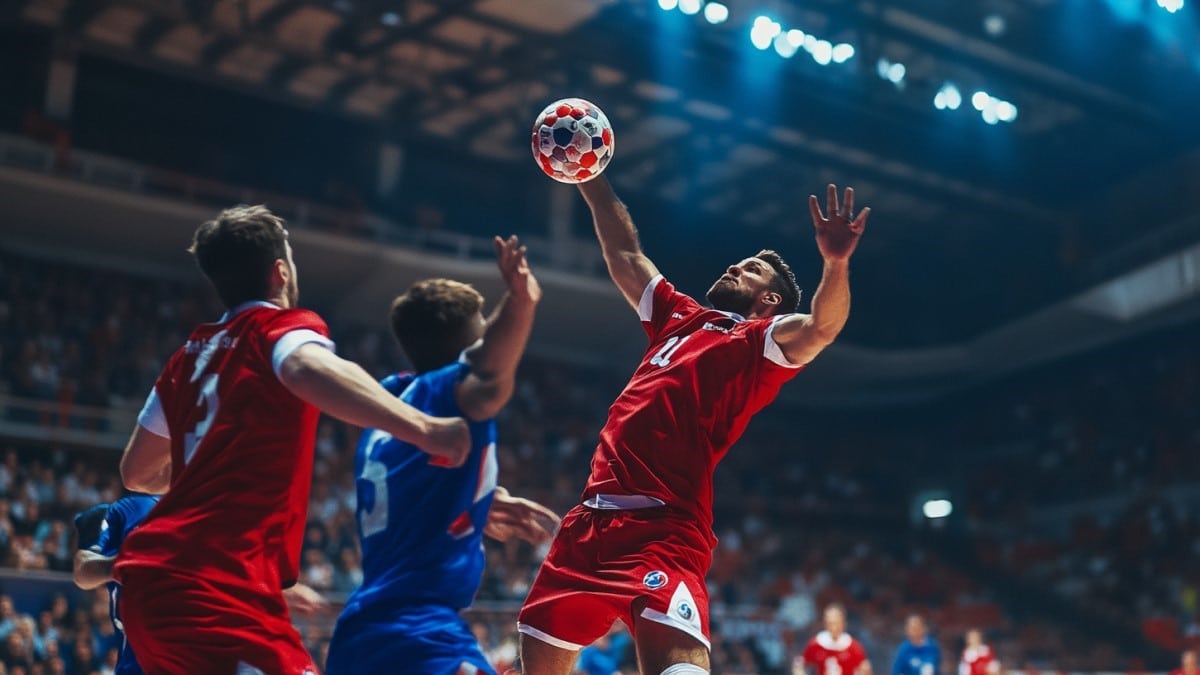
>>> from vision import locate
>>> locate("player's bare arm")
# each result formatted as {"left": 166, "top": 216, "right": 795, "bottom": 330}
{"left": 120, "top": 424, "right": 172, "bottom": 494}
{"left": 577, "top": 175, "right": 662, "bottom": 308}
{"left": 457, "top": 236, "right": 542, "bottom": 421}
{"left": 282, "top": 583, "right": 329, "bottom": 617}
{"left": 483, "top": 486, "right": 561, "bottom": 545}
{"left": 73, "top": 549, "right": 116, "bottom": 590}
{"left": 771, "top": 184, "right": 870, "bottom": 365}
{"left": 278, "top": 344, "right": 472, "bottom": 467}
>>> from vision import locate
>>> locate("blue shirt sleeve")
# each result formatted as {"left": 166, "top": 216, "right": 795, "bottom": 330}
{"left": 95, "top": 501, "right": 128, "bottom": 557}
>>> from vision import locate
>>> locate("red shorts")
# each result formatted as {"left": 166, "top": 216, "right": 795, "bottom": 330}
{"left": 517, "top": 504, "right": 712, "bottom": 651}
{"left": 118, "top": 569, "right": 318, "bottom": 675}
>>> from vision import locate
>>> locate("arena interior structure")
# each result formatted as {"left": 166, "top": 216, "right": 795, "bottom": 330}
{"left": 1, "top": 0, "right": 1199, "bottom": 673}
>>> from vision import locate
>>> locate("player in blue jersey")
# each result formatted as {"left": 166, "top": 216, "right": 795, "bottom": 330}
{"left": 73, "top": 494, "right": 160, "bottom": 675}
{"left": 893, "top": 615, "right": 941, "bottom": 675}
{"left": 326, "top": 235, "right": 560, "bottom": 675}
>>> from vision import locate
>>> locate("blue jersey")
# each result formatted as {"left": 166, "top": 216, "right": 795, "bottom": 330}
{"left": 92, "top": 494, "right": 159, "bottom": 675}
{"left": 893, "top": 639, "right": 941, "bottom": 675}
{"left": 341, "top": 363, "right": 497, "bottom": 619}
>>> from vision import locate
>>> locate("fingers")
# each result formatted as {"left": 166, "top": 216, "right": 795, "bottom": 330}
{"left": 843, "top": 187, "right": 854, "bottom": 218}
{"left": 809, "top": 194, "right": 823, "bottom": 223}
{"left": 826, "top": 183, "right": 838, "bottom": 219}
{"left": 852, "top": 206, "right": 871, "bottom": 233}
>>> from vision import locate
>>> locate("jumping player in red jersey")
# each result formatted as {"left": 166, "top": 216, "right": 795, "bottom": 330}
{"left": 959, "top": 629, "right": 1000, "bottom": 675}
{"left": 796, "top": 604, "right": 872, "bottom": 675}
{"left": 518, "top": 176, "right": 870, "bottom": 674}
{"left": 1170, "top": 649, "right": 1198, "bottom": 675}
{"left": 112, "top": 205, "right": 471, "bottom": 675}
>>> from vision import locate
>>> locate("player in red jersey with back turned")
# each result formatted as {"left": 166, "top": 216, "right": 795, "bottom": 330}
{"left": 518, "top": 177, "right": 870, "bottom": 675}
{"left": 112, "top": 205, "right": 471, "bottom": 675}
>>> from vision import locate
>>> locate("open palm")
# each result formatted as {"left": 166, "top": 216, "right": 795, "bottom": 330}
{"left": 809, "top": 184, "right": 869, "bottom": 261}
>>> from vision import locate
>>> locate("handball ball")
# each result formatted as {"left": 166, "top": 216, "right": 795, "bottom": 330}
{"left": 531, "top": 98, "right": 614, "bottom": 184}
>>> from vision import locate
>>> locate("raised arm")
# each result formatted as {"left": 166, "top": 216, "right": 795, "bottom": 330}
{"left": 771, "top": 184, "right": 869, "bottom": 365}
{"left": 457, "top": 236, "right": 542, "bottom": 422}
{"left": 120, "top": 423, "right": 172, "bottom": 494}
{"left": 577, "top": 175, "right": 662, "bottom": 309}
{"left": 278, "top": 345, "right": 471, "bottom": 467}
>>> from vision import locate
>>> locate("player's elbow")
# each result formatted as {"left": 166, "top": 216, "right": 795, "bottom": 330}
{"left": 120, "top": 453, "right": 161, "bottom": 494}
{"left": 72, "top": 551, "right": 107, "bottom": 590}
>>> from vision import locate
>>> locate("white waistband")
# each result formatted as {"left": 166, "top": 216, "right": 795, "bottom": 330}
{"left": 583, "top": 494, "right": 667, "bottom": 510}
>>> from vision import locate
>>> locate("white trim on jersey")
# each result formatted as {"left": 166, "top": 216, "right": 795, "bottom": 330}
{"left": 516, "top": 623, "right": 585, "bottom": 651}
{"left": 272, "top": 329, "right": 336, "bottom": 378}
{"left": 583, "top": 494, "right": 666, "bottom": 510}
{"left": 639, "top": 581, "right": 711, "bottom": 650}
{"left": 816, "top": 630, "right": 854, "bottom": 651}
{"left": 217, "top": 300, "right": 279, "bottom": 324}
{"left": 763, "top": 315, "right": 806, "bottom": 369}
{"left": 136, "top": 389, "right": 170, "bottom": 438}
{"left": 638, "top": 275, "right": 665, "bottom": 322}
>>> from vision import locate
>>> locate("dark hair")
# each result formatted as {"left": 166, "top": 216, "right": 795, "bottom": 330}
{"left": 188, "top": 205, "right": 288, "bottom": 308}
{"left": 390, "top": 279, "right": 484, "bottom": 373}
{"left": 755, "top": 249, "right": 801, "bottom": 315}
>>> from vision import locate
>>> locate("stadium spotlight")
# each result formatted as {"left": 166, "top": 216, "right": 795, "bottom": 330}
{"left": 1157, "top": 0, "right": 1184, "bottom": 12}
{"left": 981, "top": 107, "right": 1000, "bottom": 125}
{"left": 971, "top": 90, "right": 991, "bottom": 111}
{"left": 831, "top": 43, "right": 855, "bottom": 63}
{"left": 995, "top": 100, "right": 1018, "bottom": 122}
{"left": 876, "top": 58, "right": 891, "bottom": 79}
{"left": 941, "top": 83, "right": 962, "bottom": 109}
{"left": 751, "top": 16, "right": 781, "bottom": 50}
{"left": 983, "top": 13, "right": 1006, "bottom": 36}
{"left": 886, "top": 61, "right": 906, "bottom": 83}
{"left": 658, "top": 0, "right": 679, "bottom": 10}
{"left": 775, "top": 33, "right": 800, "bottom": 58}
{"left": 679, "top": 0, "right": 702, "bottom": 15}
{"left": 786, "top": 29, "right": 805, "bottom": 48}
{"left": 703, "top": 1, "right": 729, "bottom": 24}
{"left": 933, "top": 92, "right": 947, "bottom": 110}
{"left": 812, "top": 40, "right": 833, "bottom": 65}
{"left": 922, "top": 499, "right": 953, "bottom": 519}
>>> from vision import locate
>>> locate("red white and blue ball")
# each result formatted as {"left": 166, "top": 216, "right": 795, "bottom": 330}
{"left": 531, "top": 98, "right": 615, "bottom": 184}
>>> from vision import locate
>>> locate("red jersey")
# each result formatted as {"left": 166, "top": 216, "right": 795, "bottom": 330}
{"left": 801, "top": 630, "right": 868, "bottom": 675}
{"left": 959, "top": 645, "right": 999, "bottom": 675}
{"left": 581, "top": 276, "right": 804, "bottom": 544}
{"left": 115, "top": 302, "right": 332, "bottom": 592}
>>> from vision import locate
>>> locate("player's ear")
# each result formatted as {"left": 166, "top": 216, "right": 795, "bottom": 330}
{"left": 761, "top": 291, "right": 781, "bottom": 308}
{"left": 271, "top": 258, "right": 289, "bottom": 291}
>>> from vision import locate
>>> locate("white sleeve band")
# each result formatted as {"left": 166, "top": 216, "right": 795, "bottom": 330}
{"left": 638, "top": 275, "right": 665, "bottom": 322}
{"left": 136, "top": 389, "right": 170, "bottom": 438}
{"left": 272, "top": 329, "right": 336, "bottom": 378}
{"left": 764, "top": 315, "right": 806, "bottom": 369}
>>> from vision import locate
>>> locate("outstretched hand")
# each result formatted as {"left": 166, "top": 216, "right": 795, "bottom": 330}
{"left": 494, "top": 235, "right": 542, "bottom": 303}
{"left": 808, "top": 184, "right": 869, "bottom": 262}
{"left": 484, "top": 487, "right": 560, "bottom": 545}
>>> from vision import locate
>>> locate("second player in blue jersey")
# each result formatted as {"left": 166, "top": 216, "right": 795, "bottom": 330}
{"left": 326, "top": 236, "right": 558, "bottom": 675}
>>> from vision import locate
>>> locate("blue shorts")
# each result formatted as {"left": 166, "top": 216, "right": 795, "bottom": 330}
{"left": 325, "top": 604, "right": 496, "bottom": 675}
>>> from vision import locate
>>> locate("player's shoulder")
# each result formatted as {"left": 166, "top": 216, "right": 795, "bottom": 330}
{"left": 250, "top": 306, "right": 328, "bottom": 332}
{"left": 412, "top": 360, "right": 470, "bottom": 398}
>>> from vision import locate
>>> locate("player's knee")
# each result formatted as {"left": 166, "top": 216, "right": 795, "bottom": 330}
{"left": 661, "top": 664, "right": 709, "bottom": 675}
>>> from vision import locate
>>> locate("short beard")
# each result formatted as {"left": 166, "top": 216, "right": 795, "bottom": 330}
{"left": 705, "top": 282, "right": 755, "bottom": 317}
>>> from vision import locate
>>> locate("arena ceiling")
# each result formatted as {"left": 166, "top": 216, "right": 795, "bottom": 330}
{"left": 6, "top": 0, "right": 1200, "bottom": 354}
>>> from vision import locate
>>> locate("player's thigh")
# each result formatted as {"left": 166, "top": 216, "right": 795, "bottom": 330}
{"left": 631, "top": 606, "right": 711, "bottom": 674}
{"left": 518, "top": 630, "right": 580, "bottom": 675}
